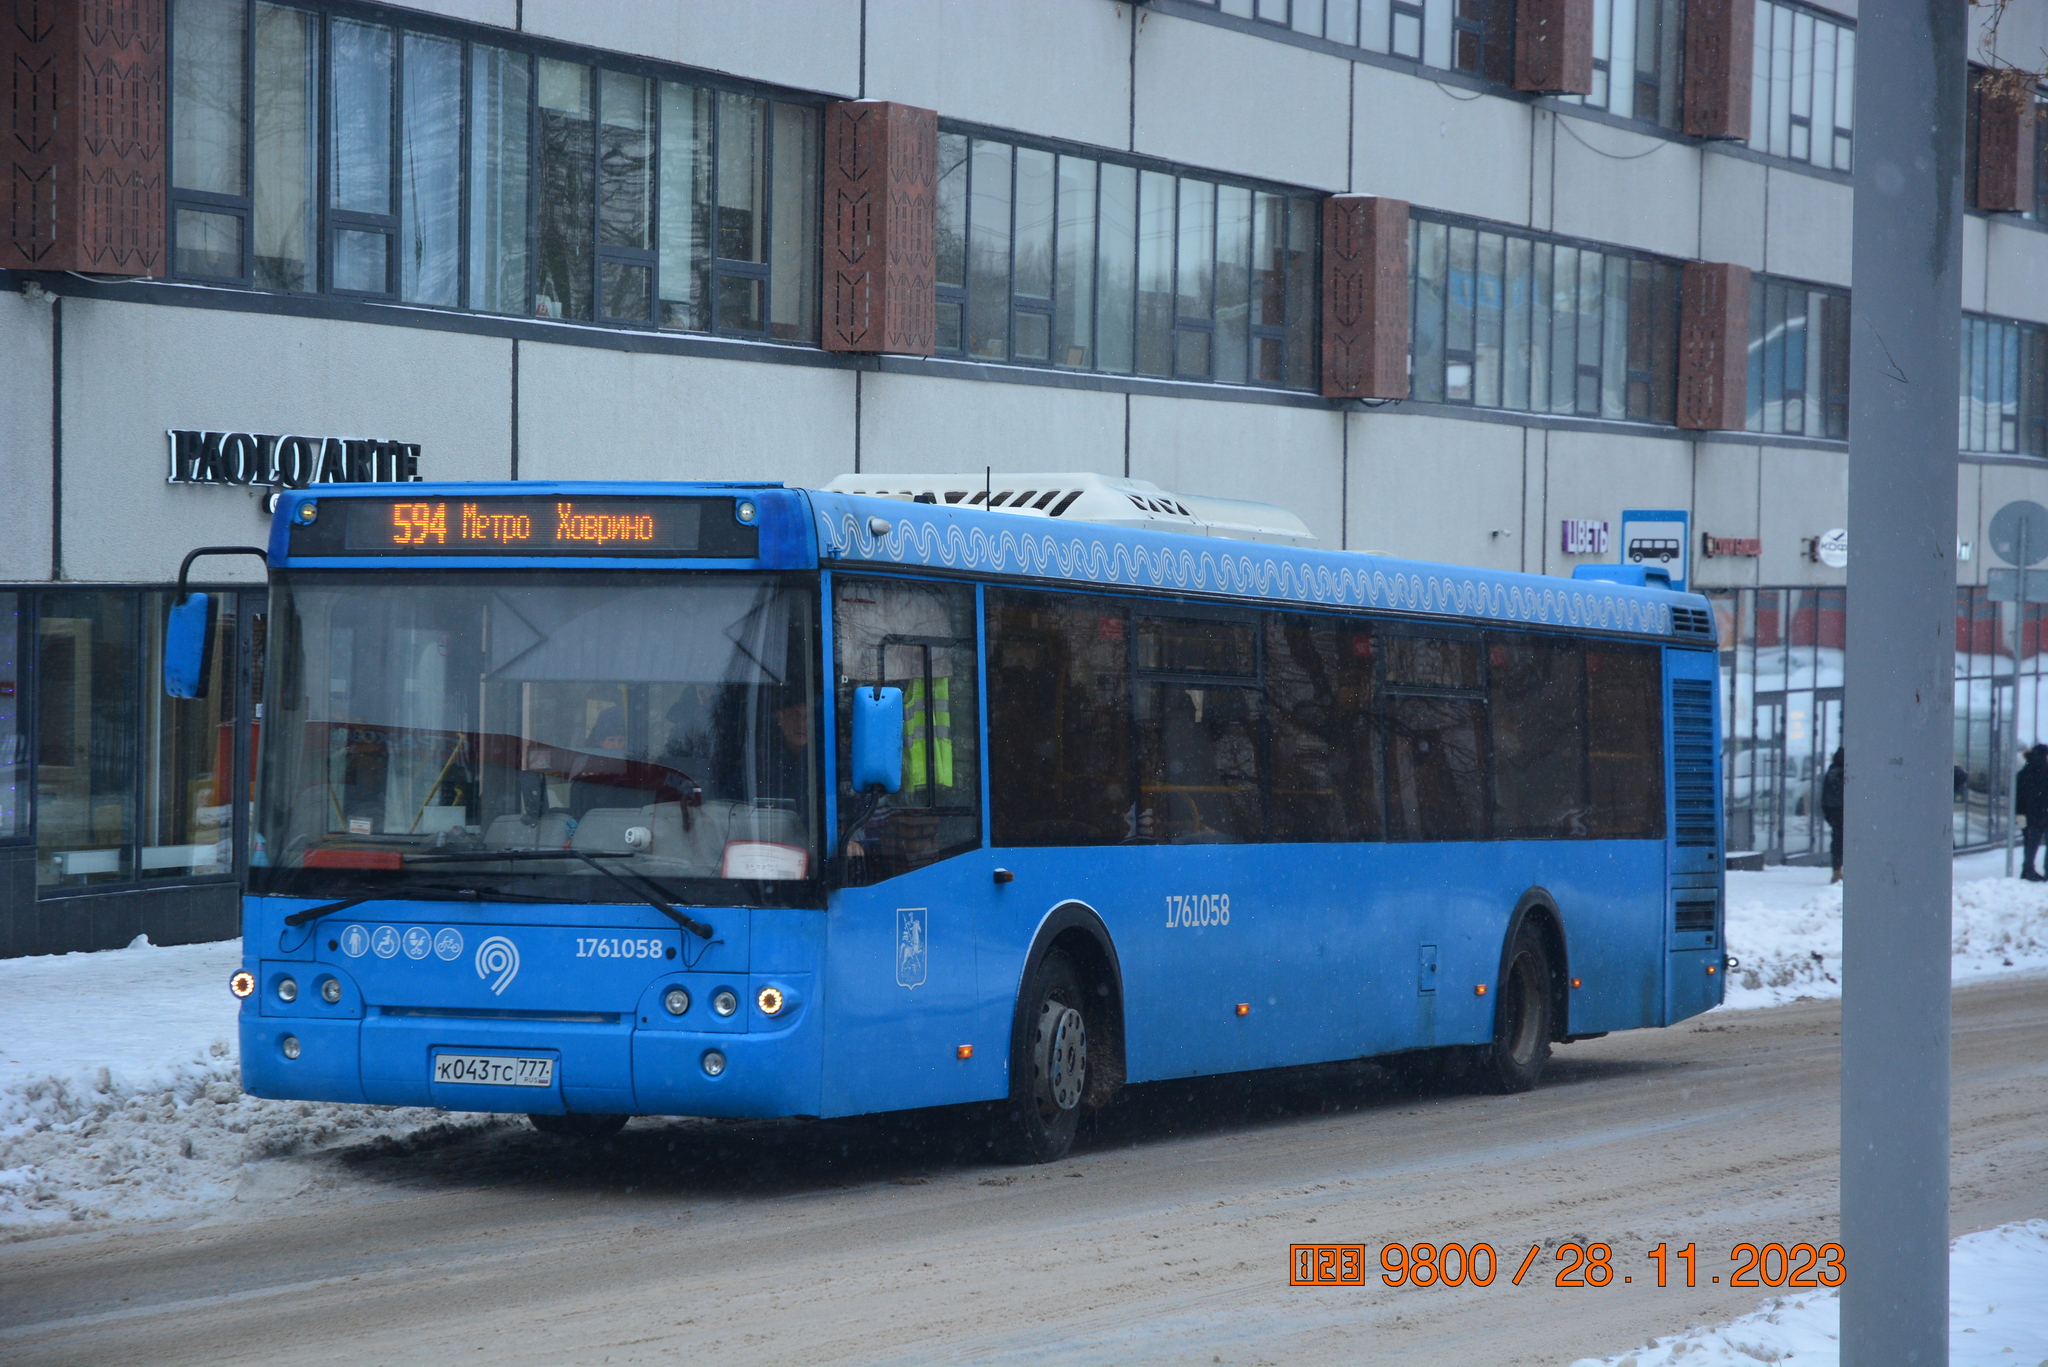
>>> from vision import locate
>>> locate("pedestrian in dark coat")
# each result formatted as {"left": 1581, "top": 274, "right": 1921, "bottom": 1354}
{"left": 1821, "top": 749, "right": 1845, "bottom": 884}
{"left": 2016, "top": 744, "right": 2048, "bottom": 880}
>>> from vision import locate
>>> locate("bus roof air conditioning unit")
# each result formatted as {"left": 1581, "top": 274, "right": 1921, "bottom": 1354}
{"left": 820, "top": 472, "right": 1317, "bottom": 547}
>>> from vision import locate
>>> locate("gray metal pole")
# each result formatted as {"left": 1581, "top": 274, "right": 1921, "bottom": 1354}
{"left": 1842, "top": 0, "right": 1963, "bottom": 1360}
{"left": 2009, "top": 534, "right": 2024, "bottom": 879}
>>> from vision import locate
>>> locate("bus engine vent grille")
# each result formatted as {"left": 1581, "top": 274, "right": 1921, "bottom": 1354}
{"left": 1671, "top": 679, "right": 1717, "bottom": 847}
{"left": 1674, "top": 898, "right": 1717, "bottom": 932}
{"left": 1671, "top": 606, "right": 1715, "bottom": 640}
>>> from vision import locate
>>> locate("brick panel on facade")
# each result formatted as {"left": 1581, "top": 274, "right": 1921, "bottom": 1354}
{"left": 1677, "top": 261, "right": 1751, "bottom": 432}
{"left": 1321, "top": 196, "right": 1409, "bottom": 401}
{"left": 822, "top": 100, "right": 936, "bottom": 356}
{"left": 1514, "top": 0, "right": 1592, "bottom": 96}
{"left": 1682, "top": 0, "right": 1754, "bottom": 140}
{"left": 2, "top": 0, "right": 164, "bottom": 274}
{"left": 1975, "top": 71, "right": 2036, "bottom": 214}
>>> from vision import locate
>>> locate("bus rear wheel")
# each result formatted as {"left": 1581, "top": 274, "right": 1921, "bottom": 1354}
{"left": 994, "top": 949, "right": 1089, "bottom": 1164}
{"left": 1475, "top": 923, "right": 1553, "bottom": 1094}
{"left": 528, "top": 1113, "right": 628, "bottom": 1141}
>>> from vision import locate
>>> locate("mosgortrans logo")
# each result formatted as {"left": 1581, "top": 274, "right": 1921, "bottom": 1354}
{"left": 475, "top": 936, "right": 520, "bottom": 994}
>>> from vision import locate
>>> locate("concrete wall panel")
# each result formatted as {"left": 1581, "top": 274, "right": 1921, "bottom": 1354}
{"left": 1963, "top": 214, "right": 1989, "bottom": 314}
{"left": 1699, "top": 152, "right": 1767, "bottom": 271}
{"left": 1354, "top": 68, "right": 1532, "bottom": 224}
{"left": 856, "top": 372, "right": 1125, "bottom": 478}
{"left": 1691, "top": 441, "right": 1763, "bottom": 589}
{"left": 1754, "top": 446, "right": 1848, "bottom": 585}
{"left": 865, "top": 0, "right": 1130, "bottom": 152}
{"left": 1345, "top": 412, "right": 1524, "bottom": 570}
{"left": 0, "top": 293, "right": 54, "bottom": 582}
{"left": 1549, "top": 121, "right": 1700, "bottom": 260}
{"left": 517, "top": 345, "right": 854, "bottom": 489}
{"left": 57, "top": 301, "right": 512, "bottom": 583}
{"left": 520, "top": 0, "right": 859, "bottom": 96}
{"left": 1984, "top": 220, "right": 2048, "bottom": 325}
{"left": 1538, "top": 429, "right": 1694, "bottom": 577}
{"left": 1763, "top": 170, "right": 1851, "bottom": 286}
{"left": 394, "top": 0, "right": 516, "bottom": 30}
{"left": 1129, "top": 396, "right": 1345, "bottom": 546}
{"left": 1133, "top": 14, "right": 1350, "bottom": 190}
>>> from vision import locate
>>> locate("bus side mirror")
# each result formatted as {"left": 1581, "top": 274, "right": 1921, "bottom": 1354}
{"left": 164, "top": 594, "right": 213, "bottom": 699}
{"left": 849, "top": 686, "right": 903, "bottom": 794}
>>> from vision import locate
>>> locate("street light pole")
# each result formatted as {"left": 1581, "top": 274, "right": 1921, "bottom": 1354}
{"left": 1842, "top": 0, "right": 1964, "bottom": 1361}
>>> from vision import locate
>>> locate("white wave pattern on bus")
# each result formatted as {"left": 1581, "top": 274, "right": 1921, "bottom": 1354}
{"left": 815, "top": 507, "right": 1674, "bottom": 637}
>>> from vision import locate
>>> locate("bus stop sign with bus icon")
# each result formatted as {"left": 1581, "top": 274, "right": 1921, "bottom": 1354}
{"left": 1619, "top": 509, "right": 1689, "bottom": 591}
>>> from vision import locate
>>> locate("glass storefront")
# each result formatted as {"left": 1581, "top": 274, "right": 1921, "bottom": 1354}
{"left": 1707, "top": 585, "right": 2048, "bottom": 861}
{"left": 15, "top": 588, "right": 264, "bottom": 896}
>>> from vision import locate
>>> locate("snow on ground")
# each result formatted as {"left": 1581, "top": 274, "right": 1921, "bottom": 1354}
{"left": 3, "top": 851, "right": 2045, "bottom": 1234}
{"left": 1568, "top": 1220, "right": 2048, "bottom": 1366}
{"left": 1720, "top": 850, "right": 2048, "bottom": 1010}
{"left": 0, "top": 937, "right": 501, "bottom": 1233}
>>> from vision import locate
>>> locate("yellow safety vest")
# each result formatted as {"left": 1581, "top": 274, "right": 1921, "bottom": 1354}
{"left": 902, "top": 677, "right": 954, "bottom": 791}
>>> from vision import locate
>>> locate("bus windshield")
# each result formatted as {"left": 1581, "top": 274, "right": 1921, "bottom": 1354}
{"left": 252, "top": 572, "right": 820, "bottom": 902}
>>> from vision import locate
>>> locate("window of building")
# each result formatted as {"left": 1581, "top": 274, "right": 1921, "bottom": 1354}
{"left": 1960, "top": 314, "right": 2048, "bottom": 457}
{"left": 36, "top": 594, "right": 137, "bottom": 889}
{"left": 1748, "top": 0, "right": 1854, "bottom": 172}
{"left": 1745, "top": 276, "right": 1850, "bottom": 439}
{"left": 1409, "top": 214, "right": 1682, "bottom": 423}
{"left": 140, "top": 593, "right": 240, "bottom": 880}
{"left": 1, "top": 593, "right": 24, "bottom": 842}
{"left": 168, "top": 0, "right": 820, "bottom": 341}
{"left": 1561, "top": 0, "right": 1686, "bottom": 128}
{"left": 936, "top": 131, "right": 1318, "bottom": 389}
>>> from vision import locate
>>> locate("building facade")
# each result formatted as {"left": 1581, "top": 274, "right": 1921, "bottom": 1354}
{"left": 5, "top": 0, "right": 2048, "bottom": 955}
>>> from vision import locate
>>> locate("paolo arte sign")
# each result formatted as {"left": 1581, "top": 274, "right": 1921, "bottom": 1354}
{"left": 166, "top": 430, "right": 422, "bottom": 489}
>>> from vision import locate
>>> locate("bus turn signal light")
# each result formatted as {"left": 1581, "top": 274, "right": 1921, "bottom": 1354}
{"left": 230, "top": 971, "right": 255, "bottom": 998}
{"left": 1475, "top": 984, "right": 1488, "bottom": 996}
{"left": 957, "top": 1045, "right": 973, "bottom": 1059}
{"left": 1235, "top": 1003, "right": 1249, "bottom": 1016}
{"left": 1571, "top": 978, "right": 1583, "bottom": 989}
{"left": 757, "top": 986, "right": 785, "bottom": 1016}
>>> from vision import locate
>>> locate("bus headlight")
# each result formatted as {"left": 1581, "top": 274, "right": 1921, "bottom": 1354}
{"left": 712, "top": 988, "right": 738, "bottom": 1017}
{"left": 663, "top": 986, "right": 691, "bottom": 1016}
{"left": 277, "top": 976, "right": 299, "bottom": 1003}
{"left": 702, "top": 1049, "right": 727, "bottom": 1077}
{"left": 280, "top": 1035, "right": 301, "bottom": 1060}
{"left": 230, "top": 971, "right": 255, "bottom": 999}
{"left": 319, "top": 977, "right": 343, "bottom": 1004}
{"left": 757, "top": 986, "right": 785, "bottom": 1016}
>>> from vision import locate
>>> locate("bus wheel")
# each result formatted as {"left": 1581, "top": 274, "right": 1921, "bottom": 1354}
{"left": 995, "top": 949, "right": 1090, "bottom": 1163}
{"left": 528, "top": 1113, "right": 628, "bottom": 1141}
{"left": 1476, "top": 924, "right": 1552, "bottom": 1093}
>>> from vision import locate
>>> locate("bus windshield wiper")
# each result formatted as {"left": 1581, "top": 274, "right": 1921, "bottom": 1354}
{"left": 281, "top": 883, "right": 555, "bottom": 927}
{"left": 404, "top": 849, "right": 715, "bottom": 940}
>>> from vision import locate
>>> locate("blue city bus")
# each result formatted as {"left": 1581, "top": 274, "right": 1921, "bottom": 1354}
{"left": 181, "top": 480, "right": 1723, "bottom": 1163}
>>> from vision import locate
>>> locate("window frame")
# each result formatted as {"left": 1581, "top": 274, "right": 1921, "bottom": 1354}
{"left": 1408, "top": 209, "right": 1685, "bottom": 424}
{"left": 1743, "top": 272, "right": 1851, "bottom": 440}
{"left": 934, "top": 118, "right": 1323, "bottom": 393}
{"left": 165, "top": 0, "right": 825, "bottom": 343}
{"left": 1746, "top": 0, "right": 1855, "bottom": 174}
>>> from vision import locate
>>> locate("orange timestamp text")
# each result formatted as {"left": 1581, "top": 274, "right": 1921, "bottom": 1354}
{"left": 1290, "top": 1241, "right": 1846, "bottom": 1288}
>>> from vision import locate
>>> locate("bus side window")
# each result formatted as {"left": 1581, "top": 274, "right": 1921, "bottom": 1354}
{"left": 986, "top": 590, "right": 1132, "bottom": 847}
{"left": 833, "top": 576, "right": 981, "bottom": 883}
{"left": 1585, "top": 645, "right": 1665, "bottom": 838}
{"left": 1382, "top": 625, "right": 1489, "bottom": 841}
{"left": 1488, "top": 633, "right": 1590, "bottom": 838}
{"left": 1265, "top": 615, "right": 1382, "bottom": 841}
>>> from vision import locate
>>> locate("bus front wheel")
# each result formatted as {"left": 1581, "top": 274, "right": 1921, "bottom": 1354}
{"left": 994, "top": 949, "right": 1090, "bottom": 1163}
{"left": 1475, "top": 923, "right": 1552, "bottom": 1093}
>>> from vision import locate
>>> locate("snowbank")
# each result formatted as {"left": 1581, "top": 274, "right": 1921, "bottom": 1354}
{"left": 1720, "top": 851, "right": 2048, "bottom": 1010}
{"left": 0, "top": 938, "right": 499, "bottom": 1233}
{"left": 1568, "top": 1220, "right": 2048, "bottom": 1366}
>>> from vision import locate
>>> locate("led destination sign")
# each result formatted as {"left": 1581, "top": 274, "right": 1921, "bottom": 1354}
{"left": 293, "top": 496, "right": 760, "bottom": 558}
